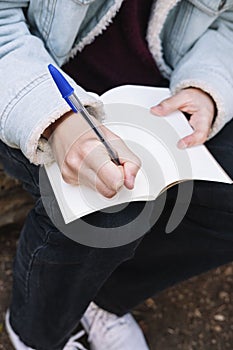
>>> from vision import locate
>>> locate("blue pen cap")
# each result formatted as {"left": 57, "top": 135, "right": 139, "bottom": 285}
{"left": 48, "top": 64, "right": 74, "bottom": 99}
{"left": 48, "top": 64, "right": 78, "bottom": 112}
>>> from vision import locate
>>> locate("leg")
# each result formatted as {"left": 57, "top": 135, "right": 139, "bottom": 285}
{"left": 10, "top": 200, "right": 142, "bottom": 349}
{"left": 94, "top": 119, "right": 233, "bottom": 315}
{"left": 0, "top": 141, "right": 143, "bottom": 349}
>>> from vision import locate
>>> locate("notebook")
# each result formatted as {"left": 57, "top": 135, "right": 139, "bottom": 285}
{"left": 45, "top": 85, "right": 232, "bottom": 224}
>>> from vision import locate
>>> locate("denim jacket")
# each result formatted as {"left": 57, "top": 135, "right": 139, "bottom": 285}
{"left": 0, "top": 0, "right": 233, "bottom": 164}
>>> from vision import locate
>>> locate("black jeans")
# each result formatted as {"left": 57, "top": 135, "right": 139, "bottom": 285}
{"left": 1, "top": 120, "right": 233, "bottom": 350}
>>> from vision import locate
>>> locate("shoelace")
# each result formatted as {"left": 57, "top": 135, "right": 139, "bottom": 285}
{"left": 63, "top": 330, "right": 87, "bottom": 350}
{"left": 87, "top": 305, "right": 128, "bottom": 343}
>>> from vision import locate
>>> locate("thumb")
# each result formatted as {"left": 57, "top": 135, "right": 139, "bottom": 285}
{"left": 150, "top": 91, "right": 188, "bottom": 116}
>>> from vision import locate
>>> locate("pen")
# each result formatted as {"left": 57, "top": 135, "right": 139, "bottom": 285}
{"left": 48, "top": 64, "right": 121, "bottom": 166}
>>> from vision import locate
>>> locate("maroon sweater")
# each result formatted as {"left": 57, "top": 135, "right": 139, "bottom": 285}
{"left": 63, "top": 0, "right": 168, "bottom": 95}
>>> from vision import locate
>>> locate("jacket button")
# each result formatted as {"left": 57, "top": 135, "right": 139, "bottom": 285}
{"left": 218, "top": 0, "right": 227, "bottom": 10}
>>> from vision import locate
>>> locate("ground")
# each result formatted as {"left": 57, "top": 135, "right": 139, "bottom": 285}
{"left": 0, "top": 224, "right": 232, "bottom": 350}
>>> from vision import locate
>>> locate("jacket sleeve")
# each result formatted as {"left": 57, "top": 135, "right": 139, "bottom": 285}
{"left": 0, "top": 4, "right": 104, "bottom": 164}
{"left": 170, "top": 8, "right": 233, "bottom": 139}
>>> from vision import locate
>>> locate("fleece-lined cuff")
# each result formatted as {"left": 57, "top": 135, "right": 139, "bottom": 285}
{"left": 2, "top": 76, "right": 105, "bottom": 165}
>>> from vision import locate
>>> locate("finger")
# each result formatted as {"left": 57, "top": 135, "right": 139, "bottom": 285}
{"left": 95, "top": 178, "right": 118, "bottom": 198}
{"left": 123, "top": 161, "right": 140, "bottom": 189}
{"left": 84, "top": 151, "right": 139, "bottom": 192}
{"left": 150, "top": 90, "right": 191, "bottom": 116}
{"left": 79, "top": 167, "right": 119, "bottom": 198}
{"left": 177, "top": 112, "right": 211, "bottom": 148}
{"left": 61, "top": 163, "right": 119, "bottom": 198}
{"left": 111, "top": 138, "right": 141, "bottom": 169}
{"left": 88, "top": 140, "right": 140, "bottom": 191}
{"left": 177, "top": 129, "right": 208, "bottom": 148}
{"left": 61, "top": 143, "right": 122, "bottom": 193}
{"left": 92, "top": 127, "right": 142, "bottom": 176}
{"left": 62, "top": 128, "right": 141, "bottom": 191}
{"left": 80, "top": 143, "right": 124, "bottom": 192}
{"left": 103, "top": 137, "right": 141, "bottom": 189}
{"left": 97, "top": 161, "right": 124, "bottom": 192}
{"left": 74, "top": 164, "right": 118, "bottom": 198}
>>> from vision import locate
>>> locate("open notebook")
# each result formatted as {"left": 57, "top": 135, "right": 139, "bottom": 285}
{"left": 45, "top": 85, "right": 232, "bottom": 224}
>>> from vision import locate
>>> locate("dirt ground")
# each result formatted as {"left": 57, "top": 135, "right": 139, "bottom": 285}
{"left": 0, "top": 224, "right": 232, "bottom": 350}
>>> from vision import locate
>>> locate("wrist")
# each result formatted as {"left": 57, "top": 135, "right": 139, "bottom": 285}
{"left": 42, "top": 111, "right": 74, "bottom": 139}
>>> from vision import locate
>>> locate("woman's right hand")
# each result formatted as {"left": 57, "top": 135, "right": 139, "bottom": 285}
{"left": 47, "top": 111, "right": 141, "bottom": 198}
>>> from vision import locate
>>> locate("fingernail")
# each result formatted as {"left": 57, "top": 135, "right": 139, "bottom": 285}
{"left": 151, "top": 105, "right": 164, "bottom": 116}
{"left": 151, "top": 104, "right": 162, "bottom": 111}
{"left": 177, "top": 140, "right": 187, "bottom": 149}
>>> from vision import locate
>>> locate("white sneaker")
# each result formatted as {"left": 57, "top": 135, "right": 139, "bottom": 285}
{"left": 5, "top": 309, "right": 87, "bottom": 350}
{"left": 81, "top": 302, "right": 149, "bottom": 350}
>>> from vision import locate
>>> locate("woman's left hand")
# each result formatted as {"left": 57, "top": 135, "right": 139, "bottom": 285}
{"left": 150, "top": 88, "right": 216, "bottom": 149}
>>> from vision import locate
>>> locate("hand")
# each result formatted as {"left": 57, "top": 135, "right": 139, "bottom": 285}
{"left": 48, "top": 112, "right": 141, "bottom": 198}
{"left": 150, "top": 88, "right": 216, "bottom": 148}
